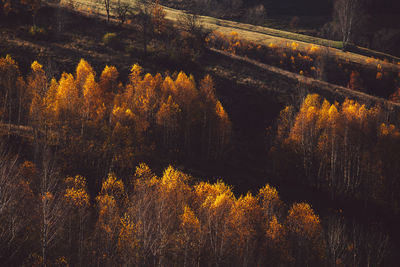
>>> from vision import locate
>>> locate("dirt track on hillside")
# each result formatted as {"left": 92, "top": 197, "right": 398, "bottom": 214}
{"left": 71, "top": 0, "right": 400, "bottom": 69}
{"left": 209, "top": 48, "right": 400, "bottom": 110}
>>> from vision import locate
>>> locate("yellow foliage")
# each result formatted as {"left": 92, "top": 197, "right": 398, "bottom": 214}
{"left": 44, "top": 78, "right": 59, "bottom": 114}
{"left": 112, "top": 104, "right": 137, "bottom": 124}
{"left": 233, "top": 192, "right": 261, "bottom": 223}
{"left": 194, "top": 180, "right": 233, "bottom": 209}
{"left": 96, "top": 194, "right": 119, "bottom": 235}
{"left": 287, "top": 203, "right": 321, "bottom": 238}
{"left": 65, "top": 175, "right": 90, "bottom": 208}
{"left": 258, "top": 184, "right": 279, "bottom": 204}
{"left": 54, "top": 256, "right": 69, "bottom": 267}
{"left": 112, "top": 105, "right": 123, "bottom": 118}
{"left": 156, "top": 95, "right": 180, "bottom": 127}
{"left": 160, "top": 165, "right": 191, "bottom": 193}
{"left": 215, "top": 101, "right": 228, "bottom": 120}
{"left": 28, "top": 60, "right": 47, "bottom": 121}
{"left": 306, "top": 106, "right": 318, "bottom": 122}
{"left": 134, "top": 163, "right": 157, "bottom": 181}
{"left": 365, "top": 57, "right": 375, "bottom": 64}
{"left": 162, "top": 76, "right": 177, "bottom": 96}
{"left": 308, "top": 44, "right": 320, "bottom": 54}
{"left": 266, "top": 216, "right": 284, "bottom": 241}
{"left": 342, "top": 99, "right": 371, "bottom": 122}
{"left": 269, "top": 43, "right": 277, "bottom": 49}
{"left": 101, "top": 65, "right": 119, "bottom": 83}
{"left": 76, "top": 59, "right": 94, "bottom": 90}
{"left": 328, "top": 104, "right": 339, "bottom": 123}
{"left": 258, "top": 184, "right": 282, "bottom": 220}
{"left": 85, "top": 77, "right": 105, "bottom": 120}
{"left": 302, "top": 94, "right": 321, "bottom": 110}
{"left": 31, "top": 61, "right": 43, "bottom": 72}
{"left": 42, "top": 191, "right": 54, "bottom": 201}
{"left": 100, "top": 173, "right": 125, "bottom": 201}
{"left": 0, "top": 55, "right": 17, "bottom": 71}
{"left": 118, "top": 213, "right": 137, "bottom": 252}
{"left": 56, "top": 72, "right": 80, "bottom": 114}
{"left": 181, "top": 205, "right": 200, "bottom": 231}
{"left": 83, "top": 73, "right": 98, "bottom": 98}
{"left": 211, "top": 192, "right": 234, "bottom": 211}
{"left": 97, "top": 194, "right": 117, "bottom": 218}
{"left": 130, "top": 64, "right": 143, "bottom": 78}
{"left": 230, "top": 31, "right": 238, "bottom": 37}
{"left": 380, "top": 123, "right": 400, "bottom": 137}
{"left": 278, "top": 106, "right": 295, "bottom": 139}
{"left": 65, "top": 188, "right": 90, "bottom": 207}
{"left": 288, "top": 94, "right": 382, "bottom": 151}
{"left": 175, "top": 72, "right": 196, "bottom": 100}
{"left": 125, "top": 109, "right": 133, "bottom": 116}
{"left": 100, "top": 65, "right": 119, "bottom": 103}
{"left": 230, "top": 192, "right": 261, "bottom": 245}
{"left": 288, "top": 95, "right": 321, "bottom": 143}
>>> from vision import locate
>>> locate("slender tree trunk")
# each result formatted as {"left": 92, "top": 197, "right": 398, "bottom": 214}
{"left": 143, "top": 23, "right": 147, "bottom": 58}
{"left": 33, "top": 13, "right": 37, "bottom": 28}
{"left": 105, "top": 0, "right": 110, "bottom": 22}
{"left": 42, "top": 208, "right": 47, "bottom": 267}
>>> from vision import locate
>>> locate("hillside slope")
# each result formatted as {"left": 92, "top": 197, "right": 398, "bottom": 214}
{"left": 73, "top": 0, "right": 400, "bottom": 65}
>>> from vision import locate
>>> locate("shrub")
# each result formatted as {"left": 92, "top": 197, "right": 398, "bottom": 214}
{"left": 29, "top": 26, "right": 46, "bottom": 38}
{"left": 290, "top": 16, "right": 300, "bottom": 29}
{"left": 125, "top": 44, "right": 137, "bottom": 55}
{"left": 103, "top": 32, "right": 123, "bottom": 50}
{"left": 348, "top": 70, "right": 364, "bottom": 92}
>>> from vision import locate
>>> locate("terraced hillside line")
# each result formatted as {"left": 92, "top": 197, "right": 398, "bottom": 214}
{"left": 209, "top": 48, "right": 400, "bottom": 110}
{"left": 71, "top": 0, "right": 400, "bottom": 69}
{"left": 0, "top": 122, "right": 63, "bottom": 142}
{"left": 0, "top": 123, "right": 34, "bottom": 139}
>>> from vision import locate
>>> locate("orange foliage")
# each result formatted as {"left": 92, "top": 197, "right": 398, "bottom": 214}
{"left": 99, "top": 65, "right": 119, "bottom": 105}
{"left": 76, "top": 59, "right": 95, "bottom": 92}
{"left": 7, "top": 57, "right": 232, "bottom": 170}
{"left": 275, "top": 93, "right": 400, "bottom": 208}
{"left": 64, "top": 175, "right": 90, "bottom": 208}
{"left": 206, "top": 32, "right": 400, "bottom": 97}
{"left": 127, "top": 164, "right": 324, "bottom": 266}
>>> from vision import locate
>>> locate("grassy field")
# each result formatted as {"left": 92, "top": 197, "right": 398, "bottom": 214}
{"left": 73, "top": 0, "right": 341, "bottom": 47}
{"left": 71, "top": 0, "right": 400, "bottom": 70}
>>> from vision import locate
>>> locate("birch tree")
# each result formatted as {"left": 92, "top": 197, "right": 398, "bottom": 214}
{"left": 39, "top": 149, "right": 67, "bottom": 266}
{"left": 0, "top": 152, "right": 36, "bottom": 265}
{"left": 334, "top": 0, "right": 365, "bottom": 48}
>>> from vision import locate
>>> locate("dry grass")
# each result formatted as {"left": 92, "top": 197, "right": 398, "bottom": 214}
{"left": 209, "top": 48, "right": 400, "bottom": 110}
{"left": 73, "top": 0, "right": 400, "bottom": 69}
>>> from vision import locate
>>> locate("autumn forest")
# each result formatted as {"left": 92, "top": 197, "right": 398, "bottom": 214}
{"left": 1, "top": 0, "right": 400, "bottom": 266}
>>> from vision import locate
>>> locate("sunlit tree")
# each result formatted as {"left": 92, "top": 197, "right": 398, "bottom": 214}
{"left": 64, "top": 175, "right": 90, "bottom": 266}
{"left": 286, "top": 203, "right": 325, "bottom": 266}
{"left": 94, "top": 173, "right": 126, "bottom": 266}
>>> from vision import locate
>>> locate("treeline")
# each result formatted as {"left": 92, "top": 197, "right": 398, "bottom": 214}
{"left": 163, "top": 0, "right": 332, "bottom": 17}
{"left": 0, "top": 149, "right": 392, "bottom": 266}
{"left": 0, "top": 148, "right": 324, "bottom": 266}
{"left": 207, "top": 31, "right": 400, "bottom": 98}
{"left": 0, "top": 50, "right": 397, "bottom": 267}
{"left": 170, "top": 0, "right": 400, "bottom": 17}
{"left": 272, "top": 94, "right": 400, "bottom": 211}
{"left": 0, "top": 55, "right": 231, "bottom": 178}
